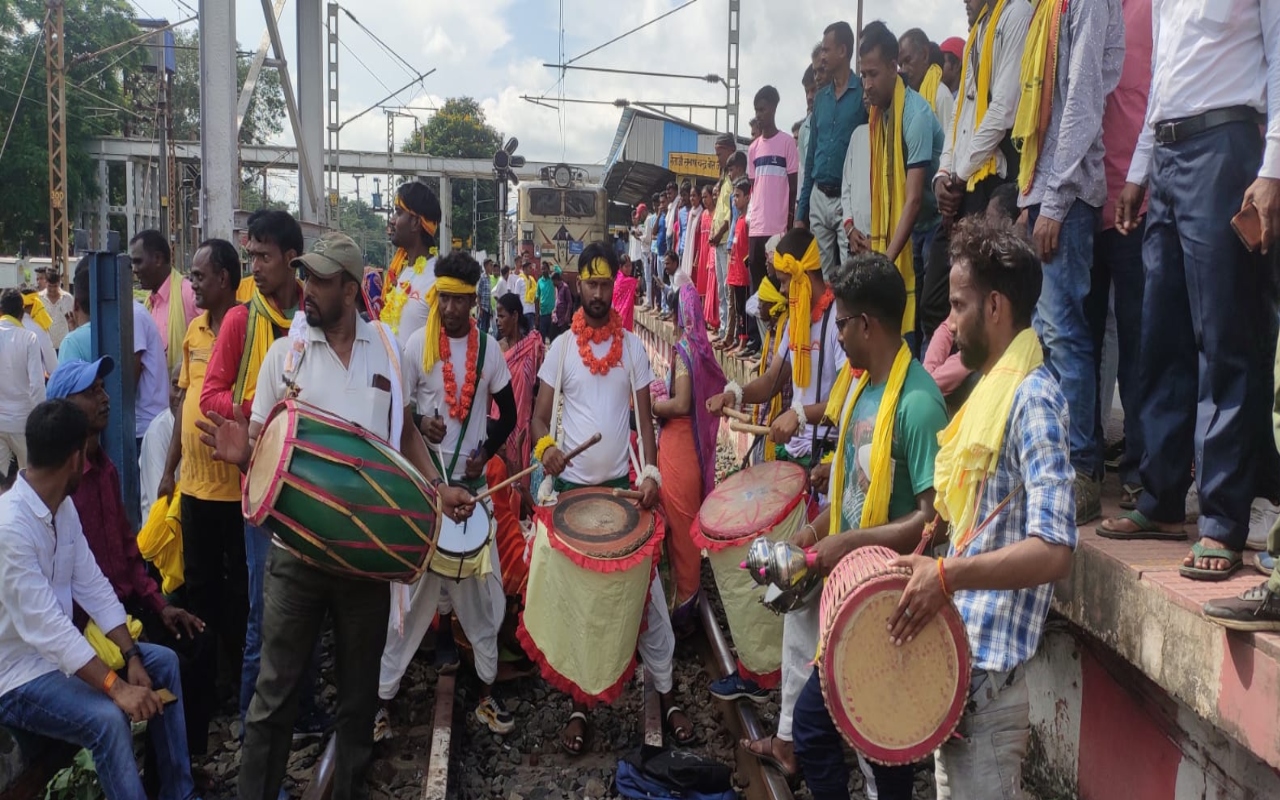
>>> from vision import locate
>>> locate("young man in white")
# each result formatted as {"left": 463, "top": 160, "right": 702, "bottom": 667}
{"left": 377, "top": 251, "right": 518, "bottom": 737}
{"left": 0, "top": 290, "right": 46, "bottom": 480}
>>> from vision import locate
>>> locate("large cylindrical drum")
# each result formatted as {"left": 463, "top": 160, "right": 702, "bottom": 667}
{"left": 244, "top": 399, "right": 440, "bottom": 582}
{"left": 518, "top": 488, "right": 661, "bottom": 706}
{"left": 694, "top": 461, "right": 809, "bottom": 686}
{"left": 817, "top": 545, "right": 970, "bottom": 765}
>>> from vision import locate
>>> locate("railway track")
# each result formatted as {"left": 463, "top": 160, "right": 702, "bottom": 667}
{"left": 297, "top": 595, "right": 796, "bottom": 800}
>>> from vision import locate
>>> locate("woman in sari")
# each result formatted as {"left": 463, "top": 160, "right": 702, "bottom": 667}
{"left": 495, "top": 292, "right": 545, "bottom": 507}
{"left": 612, "top": 257, "right": 639, "bottom": 331}
{"left": 652, "top": 282, "right": 727, "bottom": 628}
{"left": 698, "top": 184, "right": 719, "bottom": 330}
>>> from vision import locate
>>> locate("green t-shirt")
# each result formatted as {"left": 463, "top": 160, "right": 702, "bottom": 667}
{"left": 537, "top": 276, "right": 556, "bottom": 314}
{"left": 838, "top": 359, "right": 947, "bottom": 531}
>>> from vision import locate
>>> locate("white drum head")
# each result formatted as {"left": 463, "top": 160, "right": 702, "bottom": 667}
{"left": 436, "top": 501, "right": 494, "bottom": 559}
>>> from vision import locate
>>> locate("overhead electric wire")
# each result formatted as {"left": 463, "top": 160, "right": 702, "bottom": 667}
{"left": 0, "top": 10, "right": 48, "bottom": 167}
{"left": 565, "top": 0, "right": 700, "bottom": 66}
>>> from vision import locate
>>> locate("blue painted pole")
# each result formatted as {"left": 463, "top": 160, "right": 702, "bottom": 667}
{"left": 88, "top": 251, "right": 141, "bottom": 530}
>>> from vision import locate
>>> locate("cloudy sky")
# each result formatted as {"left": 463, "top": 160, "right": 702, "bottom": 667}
{"left": 129, "top": 0, "right": 968, "bottom": 199}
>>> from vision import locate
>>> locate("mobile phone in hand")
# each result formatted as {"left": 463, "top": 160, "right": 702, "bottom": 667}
{"left": 1232, "top": 204, "right": 1262, "bottom": 253}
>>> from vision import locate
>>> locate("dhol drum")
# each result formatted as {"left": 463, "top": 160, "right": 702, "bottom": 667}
{"left": 517, "top": 487, "right": 661, "bottom": 706}
{"left": 430, "top": 498, "right": 496, "bottom": 580}
{"left": 693, "top": 461, "right": 809, "bottom": 686}
{"left": 817, "top": 545, "right": 971, "bottom": 766}
{"left": 244, "top": 399, "right": 440, "bottom": 582}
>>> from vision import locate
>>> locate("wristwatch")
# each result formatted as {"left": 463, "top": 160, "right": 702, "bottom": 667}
{"left": 122, "top": 646, "right": 142, "bottom": 665}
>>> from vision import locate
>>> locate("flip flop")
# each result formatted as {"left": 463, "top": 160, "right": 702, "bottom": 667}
{"left": 740, "top": 736, "right": 797, "bottom": 778}
{"left": 1179, "top": 542, "right": 1244, "bottom": 582}
{"left": 664, "top": 705, "right": 701, "bottom": 747}
{"left": 1097, "top": 510, "right": 1187, "bottom": 541}
{"left": 558, "top": 711, "right": 589, "bottom": 756}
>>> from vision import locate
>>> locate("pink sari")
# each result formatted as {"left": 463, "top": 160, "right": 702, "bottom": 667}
{"left": 612, "top": 272, "right": 638, "bottom": 331}
{"left": 496, "top": 330, "right": 545, "bottom": 489}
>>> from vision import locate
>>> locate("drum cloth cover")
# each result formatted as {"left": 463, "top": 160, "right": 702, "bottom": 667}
{"left": 244, "top": 399, "right": 440, "bottom": 582}
{"left": 694, "top": 461, "right": 809, "bottom": 685}
{"left": 818, "top": 545, "right": 970, "bottom": 765}
{"left": 518, "top": 488, "right": 662, "bottom": 705}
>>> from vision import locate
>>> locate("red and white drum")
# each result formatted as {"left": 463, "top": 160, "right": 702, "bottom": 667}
{"left": 694, "top": 461, "right": 809, "bottom": 686}
{"left": 518, "top": 488, "right": 662, "bottom": 706}
{"left": 817, "top": 545, "right": 971, "bottom": 765}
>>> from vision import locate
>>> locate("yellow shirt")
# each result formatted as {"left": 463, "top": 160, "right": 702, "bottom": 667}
{"left": 179, "top": 313, "right": 242, "bottom": 502}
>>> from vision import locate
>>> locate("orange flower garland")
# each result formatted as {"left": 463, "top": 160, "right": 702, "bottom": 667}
{"left": 440, "top": 322, "right": 480, "bottom": 420}
{"left": 572, "top": 308, "right": 624, "bottom": 375}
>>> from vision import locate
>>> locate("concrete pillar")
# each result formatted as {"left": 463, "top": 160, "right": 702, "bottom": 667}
{"left": 297, "top": 0, "right": 325, "bottom": 225}
{"left": 124, "top": 158, "right": 136, "bottom": 243}
{"left": 438, "top": 175, "right": 452, "bottom": 256}
{"left": 199, "top": 0, "right": 237, "bottom": 241}
{"left": 96, "top": 158, "right": 109, "bottom": 249}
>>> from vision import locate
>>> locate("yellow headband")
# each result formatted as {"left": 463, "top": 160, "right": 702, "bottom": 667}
{"left": 422, "top": 277, "right": 478, "bottom": 373}
{"left": 776, "top": 238, "right": 822, "bottom": 389}
{"left": 395, "top": 195, "right": 440, "bottom": 237}
{"left": 580, "top": 257, "right": 615, "bottom": 280}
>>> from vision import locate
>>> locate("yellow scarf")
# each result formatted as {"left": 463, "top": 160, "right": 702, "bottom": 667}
{"left": 422, "top": 277, "right": 478, "bottom": 373}
{"left": 773, "top": 238, "right": 824, "bottom": 389}
{"left": 138, "top": 490, "right": 185, "bottom": 594}
{"left": 919, "top": 63, "right": 944, "bottom": 113}
{"left": 1013, "top": 0, "right": 1066, "bottom": 194}
{"left": 523, "top": 273, "right": 538, "bottom": 304}
{"left": 84, "top": 617, "right": 145, "bottom": 671}
{"left": 952, "top": 0, "right": 1010, "bottom": 190}
{"left": 757, "top": 277, "right": 790, "bottom": 460}
{"left": 0, "top": 315, "right": 23, "bottom": 328}
{"left": 933, "top": 327, "right": 1042, "bottom": 549}
{"left": 145, "top": 269, "right": 188, "bottom": 371}
{"left": 21, "top": 293, "right": 51, "bottom": 330}
{"left": 824, "top": 345, "right": 913, "bottom": 536}
{"left": 870, "top": 76, "right": 916, "bottom": 335}
{"left": 234, "top": 285, "right": 298, "bottom": 405}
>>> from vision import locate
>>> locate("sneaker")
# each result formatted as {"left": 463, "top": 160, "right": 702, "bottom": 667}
{"left": 372, "top": 706, "right": 394, "bottom": 743}
{"left": 708, "top": 673, "right": 769, "bottom": 703}
{"left": 1203, "top": 582, "right": 1280, "bottom": 632}
{"left": 1247, "top": 498, "right": 1280, "bottom": 551}
{"left": 1074, "top": 473, "right": 1101, "bottom": 525}
{"left": 475, "top": 695, "right": 515, "bottom": 734}
{"left": 1254, "top": 551, "right": 1276, "bottom": 576}
{"left": 293, "top": 707, "right": 333, "bottom": 741}
{"left": 1185, "top": 484, "right": 1200, "bottom": 523}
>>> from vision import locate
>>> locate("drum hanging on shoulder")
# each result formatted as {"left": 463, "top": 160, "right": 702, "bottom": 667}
{"left": 244, "top": 399, "right": 440, "bottom": 582}
{"left": 518, "top": 487, "right": 661, "bottom": 706}
{"left": 693, "top": 460, "right": 809, "bottom": 686}
{"left": 817, "top": 545, "right": 970, "bottom": 766}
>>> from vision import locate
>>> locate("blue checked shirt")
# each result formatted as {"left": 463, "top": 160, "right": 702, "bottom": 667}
{"left": 948, "top": 366, "right": 1077, "bottom": 672}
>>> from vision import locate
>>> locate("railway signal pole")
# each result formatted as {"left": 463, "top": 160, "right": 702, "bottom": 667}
{"left": 492, "top": 137, "right": 524, "bottom": 269}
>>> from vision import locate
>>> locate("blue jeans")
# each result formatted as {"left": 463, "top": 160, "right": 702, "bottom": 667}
{"left": 1029, "top": 201, "right": 1101, "bottom": 479}
{"left": 0, "top": 644, "right": 195, "bottom": 800}
{"left": 910, "top": 225, "right": 939, "bottom": 358}
{"left": 792, "top": 668, "right": 915, "bottom": 800}
{"left": 1086, "top": 225, "right": 1145, "bottom": 488}
{"left": 716, "top": 244, "right": 730, "bottom": 335}
{"left": 1136, "top": 121, "right": 1280, "bottom": 548}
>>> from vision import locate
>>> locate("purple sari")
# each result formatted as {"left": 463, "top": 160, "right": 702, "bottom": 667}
{"left": 672, "top": 282, "right": 727, "bottom": 499}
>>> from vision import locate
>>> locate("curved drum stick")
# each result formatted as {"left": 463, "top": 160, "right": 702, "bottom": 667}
{"left": 469, "top": 432, "right": 603, "bottom": 504}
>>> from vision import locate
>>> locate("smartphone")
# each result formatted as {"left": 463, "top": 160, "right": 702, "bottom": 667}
{"left": 1232, "top": 204, "right": 1262, "bottom": 253}
{"left": 156, "top": 688, "right": 178, "bottom": 705}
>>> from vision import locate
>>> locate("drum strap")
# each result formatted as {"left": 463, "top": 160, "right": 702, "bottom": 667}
{"left": 809, "top": 303, "right": 836, "bottom": 462}
{"left": 439, "top": 332, "right": 488, "bottom": 481}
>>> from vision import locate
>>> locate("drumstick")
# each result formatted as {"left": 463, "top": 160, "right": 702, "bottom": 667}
{"left": 729, "top": 420, "right": 773, "bottom": 436}
{"left": 721, "top": 406, "right": 754, "bottom": 423}
{"left": 470, "top": 433, "right": 603, "bottom": 504}
{"left": 612, "top": 489, "right": 645, "bottom": 500}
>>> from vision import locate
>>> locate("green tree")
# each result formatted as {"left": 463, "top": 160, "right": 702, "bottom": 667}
{"left": 335, "top": 196, "right": 390, "bottom": 267}
{"left": 402, "top": 97, "right": 502, "bottom": 254}
{"left": 0, "top": 0, "right": 145, "bottom": 253}
{"left": 166, "top": 29, "right": 285, "bottom": 146}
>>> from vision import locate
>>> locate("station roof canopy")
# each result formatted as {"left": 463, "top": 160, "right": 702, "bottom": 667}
{"left": 602, "top": 108, "right": 748, "bottom": 206}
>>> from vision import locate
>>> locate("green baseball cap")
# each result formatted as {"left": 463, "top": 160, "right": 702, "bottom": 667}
{"left": 292, "top": 232, "right": 364, "bottom": 280}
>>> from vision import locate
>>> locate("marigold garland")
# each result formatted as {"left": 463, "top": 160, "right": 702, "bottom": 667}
{"left": 440, "top": 322, "right": 479, "bottom": 420}
{"left": 379, "top": 252, "right": 428, "bottom": 334}
{"left": 572, "top": 308, "right": 624, "bottom": 375}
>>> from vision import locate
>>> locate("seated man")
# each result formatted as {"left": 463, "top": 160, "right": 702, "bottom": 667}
{"left": 0, "top": 399, "right": 197, "bottom": 800}
{"left": 45, "top": 358, "right": 213, "bottom": 756}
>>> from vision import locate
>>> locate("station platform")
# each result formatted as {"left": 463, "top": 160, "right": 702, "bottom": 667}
{"left": 634, "top": 305, "right": 1280, "bottom": 800}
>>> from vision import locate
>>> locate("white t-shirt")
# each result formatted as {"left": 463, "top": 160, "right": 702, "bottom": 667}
{"left": 776, "top": 307, "right": 847, "bottom": 458}
{"left": 38, "top": 288, "right": 74, "bottom": 349}
{"left": 139, "top": 408, "right": 175, "bottom": 518}
{"left": 537, "top": 329, "right": 654, "bottom": 486}
{"left": 402, "top": 326, "right": 511, "bottom": 482}
{"left": 494, "top": 277, "right": 509, "bottom": 300}
{"left": 391, "top": 256, "right": 438, "bottom": 347}
{"left": 514, "top": 275, "right": 534, "bottom": 314}
{"left": 20, "top": 316, "right": 56, "bottom": 377}
{"left": 132, "top": 301, "right": 169, "bottom": 440}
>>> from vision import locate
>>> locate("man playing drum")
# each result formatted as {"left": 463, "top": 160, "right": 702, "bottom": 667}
{"left": 886, "top": 217, "right": 1076, "bottom": 797}
{"left": 788, "top": 253, "right": 948, "bottom": 799}
{"left": 377, "top": 251, "right": 518, "bottom": 738}
{"left": 706, "top": 228, "right": 847, "bottom": 769}
{"left": 198, "top": 233, "right": 474, "bottom": 800}
{"left": 529, "top": 242, "right": 696, "bottom": 754}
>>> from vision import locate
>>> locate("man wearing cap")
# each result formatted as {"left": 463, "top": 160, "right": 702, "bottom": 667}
{"left": 39, "top": 266, "right": 74, "bottom": 350}
{"left": 940, "top": 37, "right": 965, "bottom": 97}
{"left": 196, "top": 232, "right": 475, "bottom": 800}
{"left": 377, "top": 250, "right": 518, "bottom": 740}
{"left": 46, "top": 357, "right": 213, "bottom": 756}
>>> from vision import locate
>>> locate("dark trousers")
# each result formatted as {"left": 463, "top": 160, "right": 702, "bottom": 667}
{"left": 747, "top": 236, "right": 771, "bottom": 349}
{"left": 238, "top": 547, "right": 390, "bottom": 800}
{"left": 909, "top": 225, "right": 939, "bottom": 358}
{"left": 1086, "top": 224, "right": 1146, "bottom": 488}
{"left": 792, "top": 668, "right": 915, "bottom": 800}
{"left": 1136, "top": 120, "right": 1280, "bottom": 548}
{"left": 920, "top": 175, "right": 1009, "bottom": 339}
{"left": 180, "top": 495, "right": 248, "bottom": 667}
{"left": 538, "top": 313, "right": 553, "bottom": 341}
{"left": 524, "top": 312, "right": 537, "bottom": 334}
{"left": 730, "top": 284, "right": 748, "bottom": 340}
{"left": 128, "top": 600, "right": 216, "bottom": 756}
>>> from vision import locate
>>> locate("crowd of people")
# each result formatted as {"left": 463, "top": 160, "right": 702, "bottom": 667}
{"left": 0, "top": 1, "right": 1277, "bottom": 799}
